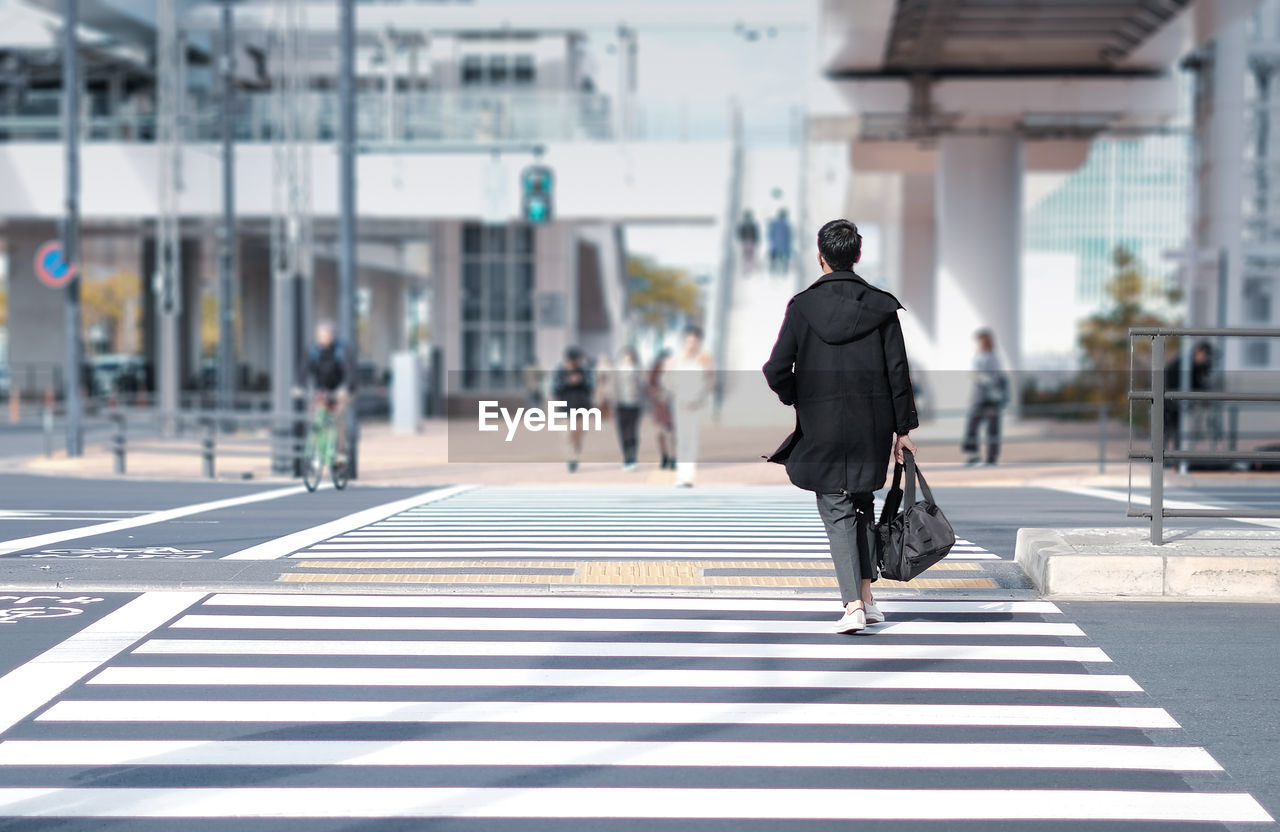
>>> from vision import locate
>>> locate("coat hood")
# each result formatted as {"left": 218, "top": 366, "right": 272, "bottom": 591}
{"left": 789, "top": 272, "right": 902, "bottom": 345}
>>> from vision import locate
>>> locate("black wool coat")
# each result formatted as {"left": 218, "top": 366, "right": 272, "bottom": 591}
{"left": 762, "top": 271, "right": 919, "bottom": 494}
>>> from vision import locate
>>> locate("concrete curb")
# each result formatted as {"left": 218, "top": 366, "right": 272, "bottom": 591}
{"left": 1016, "top": 527, "right": 1280, "bottom": 602}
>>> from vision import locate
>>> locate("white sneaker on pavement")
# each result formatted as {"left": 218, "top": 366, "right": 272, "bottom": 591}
{"left": 864, "top": 602, "right": 885, "bottom": 625}
{"left": 833, "top": 603, "right": 866, "bottom": 634}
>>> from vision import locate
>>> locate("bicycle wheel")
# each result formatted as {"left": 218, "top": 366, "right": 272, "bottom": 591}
{"left": 330, "top": 452, "right": 349, "bottom": 490}
{"left": 302, "top": 429, "right": 322, "bottom": 492}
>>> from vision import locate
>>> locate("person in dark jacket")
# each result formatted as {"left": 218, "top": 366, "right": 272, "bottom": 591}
{"left": 301, "top": 320, "right": 350, "bottom": 463}
{"left": 763, "top": 219, "right": 919, "bottom": 634}
{"left": 1164, "top": 341, "right": 1216, "bottom": 452}
{"left": 552, "top": 346, "right": 595, "bottom": 473}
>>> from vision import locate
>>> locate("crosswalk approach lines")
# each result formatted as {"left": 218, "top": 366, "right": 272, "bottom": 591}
{"left": 0, "top": 591, "right": 1270, "bottom": 826}
{"left": 288, "top": 486, "right": 1004, "bottom": 561}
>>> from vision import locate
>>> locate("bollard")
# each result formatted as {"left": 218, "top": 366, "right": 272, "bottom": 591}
{"left": 1096, "top": 402, "right": 1108, "bottom": 474}
{"left": 111, "top": 411, "right": 126, "bottom": 475}
{"left": 42, "top": 406, "right": 54, "bottom": 458}
{"left": 202, "top": 419, "right": 216, "bottom": 479}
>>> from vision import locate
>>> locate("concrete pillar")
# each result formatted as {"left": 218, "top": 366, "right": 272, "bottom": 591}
{"left": 899, "top": 171, "right": 937, "bottom": 346}
{"left": 6, "top": 221, "right": 65, "bottom": 398}
{"left": 143, "top": 236, "right": 202, "bottom": 420}
{"left": 1206, "top": 17, "right": 1247, "bottom": 367}
{"left": 239, "top": 239, "right": 272, "bottom": 390}
{"left": 935, "top": 133, "right": 1022, "bottom": 381}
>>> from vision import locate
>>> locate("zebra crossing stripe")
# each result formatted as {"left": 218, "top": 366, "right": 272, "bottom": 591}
{"left": 200, "top": 594, "right": 1060, "bottom": 613}
{"left": 223, "top": 485, "right": 476, "bottom": 561}
{"left": 169, "top": 613, "right": 1084, "bottom": 636}
{"left": 88, "top": 665, "right": 1142, "bottom": 692}
{"left": 37, "top": 699, "right": 1182, "bottom": 728}
{"left": 133, "top": 638, "right": 1112, "bottom": 662}
{"left": 0, "top": 787, "right": 1268, "bottom": 822}
{"left": 0, "top": 740, "right": 1221, "bottom": 771}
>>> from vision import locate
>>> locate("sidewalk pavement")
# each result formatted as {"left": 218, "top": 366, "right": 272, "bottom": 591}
{"left": 17, "top": 416, "right": 1280, "bottom": 488}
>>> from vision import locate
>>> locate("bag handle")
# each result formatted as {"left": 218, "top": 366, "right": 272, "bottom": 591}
{"left": 902, "top": 449, "right": 937, "bottom": 507}
{"left": 879, "top": 459, "right": 904, "bottom": 525}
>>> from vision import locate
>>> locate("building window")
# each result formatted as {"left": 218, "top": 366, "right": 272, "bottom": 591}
{"left": 513, "top": 55, "right": 536, "bottom": 85}
{"left": 1243, "top": 276, "right": 1274, "bottom": 324}
{"left": 1243, "top": 339, "right": 1271, "bottom": 368}
{"left": 461, "top": 55, "right": 484, "bottom": 86}
{"left": 461, "top": 223, "right": 536, "bottom": 390}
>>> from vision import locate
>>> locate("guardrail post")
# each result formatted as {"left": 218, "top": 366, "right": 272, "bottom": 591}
{"left": 1097, "top": 401, "right": 1108, "bottom": 474}
{"left": 202, "top": 417, "right": 215, "bottom": 479}
{"left": 111, "top": 411, "right": 126, "bottom": 475}
{"left": 1150, "top": 335, "right": 1165, "bottom": 545}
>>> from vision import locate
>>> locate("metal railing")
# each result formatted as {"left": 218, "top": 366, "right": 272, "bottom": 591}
{"left": 1128, "top": 327, "right": 1280, "bottom": 544}
{"left": 104, "top": 407, "right": 312, "bottom": 481}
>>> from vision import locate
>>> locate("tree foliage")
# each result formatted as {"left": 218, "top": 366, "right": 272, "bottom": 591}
{"left": 1077, "top": 246, "right": 1179, "bottom": 411}
{"left": 626, "top": 255, "right": 700, "bottom": 332}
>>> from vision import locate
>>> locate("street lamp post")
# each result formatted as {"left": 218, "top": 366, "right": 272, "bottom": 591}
{"left": 62, "top": 0, "right": 83, "bottom": 457}
{"left": 338, "top": 0, "right": 359, "bottom": 477}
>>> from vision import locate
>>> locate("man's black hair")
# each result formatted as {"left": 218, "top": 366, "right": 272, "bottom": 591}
{"left": 817, "top": 219, "right": 862, "bottom": 272}
{"left": 684, "top": 324, "right": 704, "bottom": 340}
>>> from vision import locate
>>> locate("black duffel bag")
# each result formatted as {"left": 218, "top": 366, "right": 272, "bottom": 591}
{"left": 873, "top": 450, "right": 955, "bottom": 582}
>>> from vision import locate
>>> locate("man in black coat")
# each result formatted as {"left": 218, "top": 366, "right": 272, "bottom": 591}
{"left": 763, "top": 219, "right": 919, "bottom": 634}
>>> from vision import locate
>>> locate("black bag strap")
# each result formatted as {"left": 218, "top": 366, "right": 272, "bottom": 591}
{"left": 902, "top": 449, "right": 937, "bottom": 507}
{"left": 879, "top": 461, "right": 904, "bottom": 525}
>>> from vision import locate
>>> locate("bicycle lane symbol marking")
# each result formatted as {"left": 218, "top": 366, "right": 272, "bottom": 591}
{"left": 0, "top": 596, "right": 104, "bottom": 626}
{"left": 22, "top": 547, "right": 213, "bottom": 559}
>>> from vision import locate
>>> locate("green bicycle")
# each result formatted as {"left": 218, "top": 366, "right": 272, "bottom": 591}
{"left": 303, "top": 392, "right": 349, "bottom": 492}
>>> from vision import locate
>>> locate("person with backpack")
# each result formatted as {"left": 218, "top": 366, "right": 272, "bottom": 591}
{"left": 763, "top": 219, "right": 918, "bottom": 634}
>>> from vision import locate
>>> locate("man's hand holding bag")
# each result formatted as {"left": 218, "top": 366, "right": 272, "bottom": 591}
{"left": 872, "top": 450, "right": 955, "bottom": 582}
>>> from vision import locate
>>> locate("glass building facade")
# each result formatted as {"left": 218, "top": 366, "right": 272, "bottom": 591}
{"left": 1024, "top": 133, "right": 1189, "bottom": 308}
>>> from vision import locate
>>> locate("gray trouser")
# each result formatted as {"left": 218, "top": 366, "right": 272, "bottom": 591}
{"left": 816, "top": 491, "right": 876, "bottom": 605}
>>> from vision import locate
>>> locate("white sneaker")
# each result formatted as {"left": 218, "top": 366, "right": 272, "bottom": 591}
{"left": 833, "top": 603, "right": 866, "bottom": 634}
{"left": 864, "top": 602, "right": 885, "bottom": 625}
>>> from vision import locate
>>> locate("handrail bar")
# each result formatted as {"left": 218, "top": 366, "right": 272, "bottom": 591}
{"left": 1129, "top": 326, "right": 1280, "bottom": 544}
{"left": 1129, "top": 326, "right": 1280, "bottom": 337}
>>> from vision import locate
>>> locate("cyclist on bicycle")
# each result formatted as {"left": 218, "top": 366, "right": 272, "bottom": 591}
{"left": 301, "top": 320, "right": 350, "bottom": 465}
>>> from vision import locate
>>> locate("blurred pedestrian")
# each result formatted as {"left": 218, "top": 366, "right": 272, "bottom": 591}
{"left": 648, "top": 350, "right": 676, "bottom": 470}
{"left": 1164, "top": 341, "right": 1216, "bottom": 451}
{"left": 737, "top": 209, "right": 760, "bottom": 272}
{"left": 552, "top": 346, "right": 594, "bottom": 473}
{"left": 668, "top": 325, "right": 714, "bottom": 487}
{"left": 768, "top": 208, "right": 793, "bottom": 275}
{"left": 522, "top": 358, "right": 544, "bottom": 409}
{"left": 962, "top": 329, "right": 1008, "bottom": 467}
{"left": 613, "top": 346, "right": 644, "bottom": 470}
{"left": 764, "top": 219, "right": 918, "bottom": 634}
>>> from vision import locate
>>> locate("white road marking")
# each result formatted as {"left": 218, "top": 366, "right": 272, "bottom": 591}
{"left": 37, "top": 699, "right": 1181, "bottom": 729}
{"left": 0, "top": 787, "right": 1268, "bottom": 821}
{"left": 0, "top": 489, "right": 306, "bottom": 556}
{"left": 0, "top": 739, "right": 1220, "bottom": 771}
{"left": 133, "top": 638, "right": 1113, "bottom": 663}
{"left": 202, "top": 594, "right": 1061, "bottom": 614}
{"left": 222, "top": 485, "right": 475, "bottom": 560}
{"left": 170, "top": 614, "right": 1086, "bottom": 637}
{"left": 1043, "top": 484, "right": 1280, "bottom": 531}
{"left": 88, "top": 665, "right": 1141, "bottom": 692}
{"left": 0, "top": 593, "right": 203, "bottom": 735}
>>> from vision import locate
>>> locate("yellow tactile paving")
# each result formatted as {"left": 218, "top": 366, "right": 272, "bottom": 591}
{"left": 282, "top": 558, "right": 994, "bottom": 589}
{"left": 292, "top": 560, "right": 982, "bottom": 572}
{"left": 280, "top": 572, "right": 996, "bottom": 589}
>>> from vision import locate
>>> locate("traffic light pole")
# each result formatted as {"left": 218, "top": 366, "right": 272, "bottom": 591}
{"left": 62, "top": 0, "right": 83, "bottom": 457}
{"left": 338, "top": 0, "right": 359, "bottom": 478}
{"left": 218, "top": 0, "right": 237, "bottom": 419}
